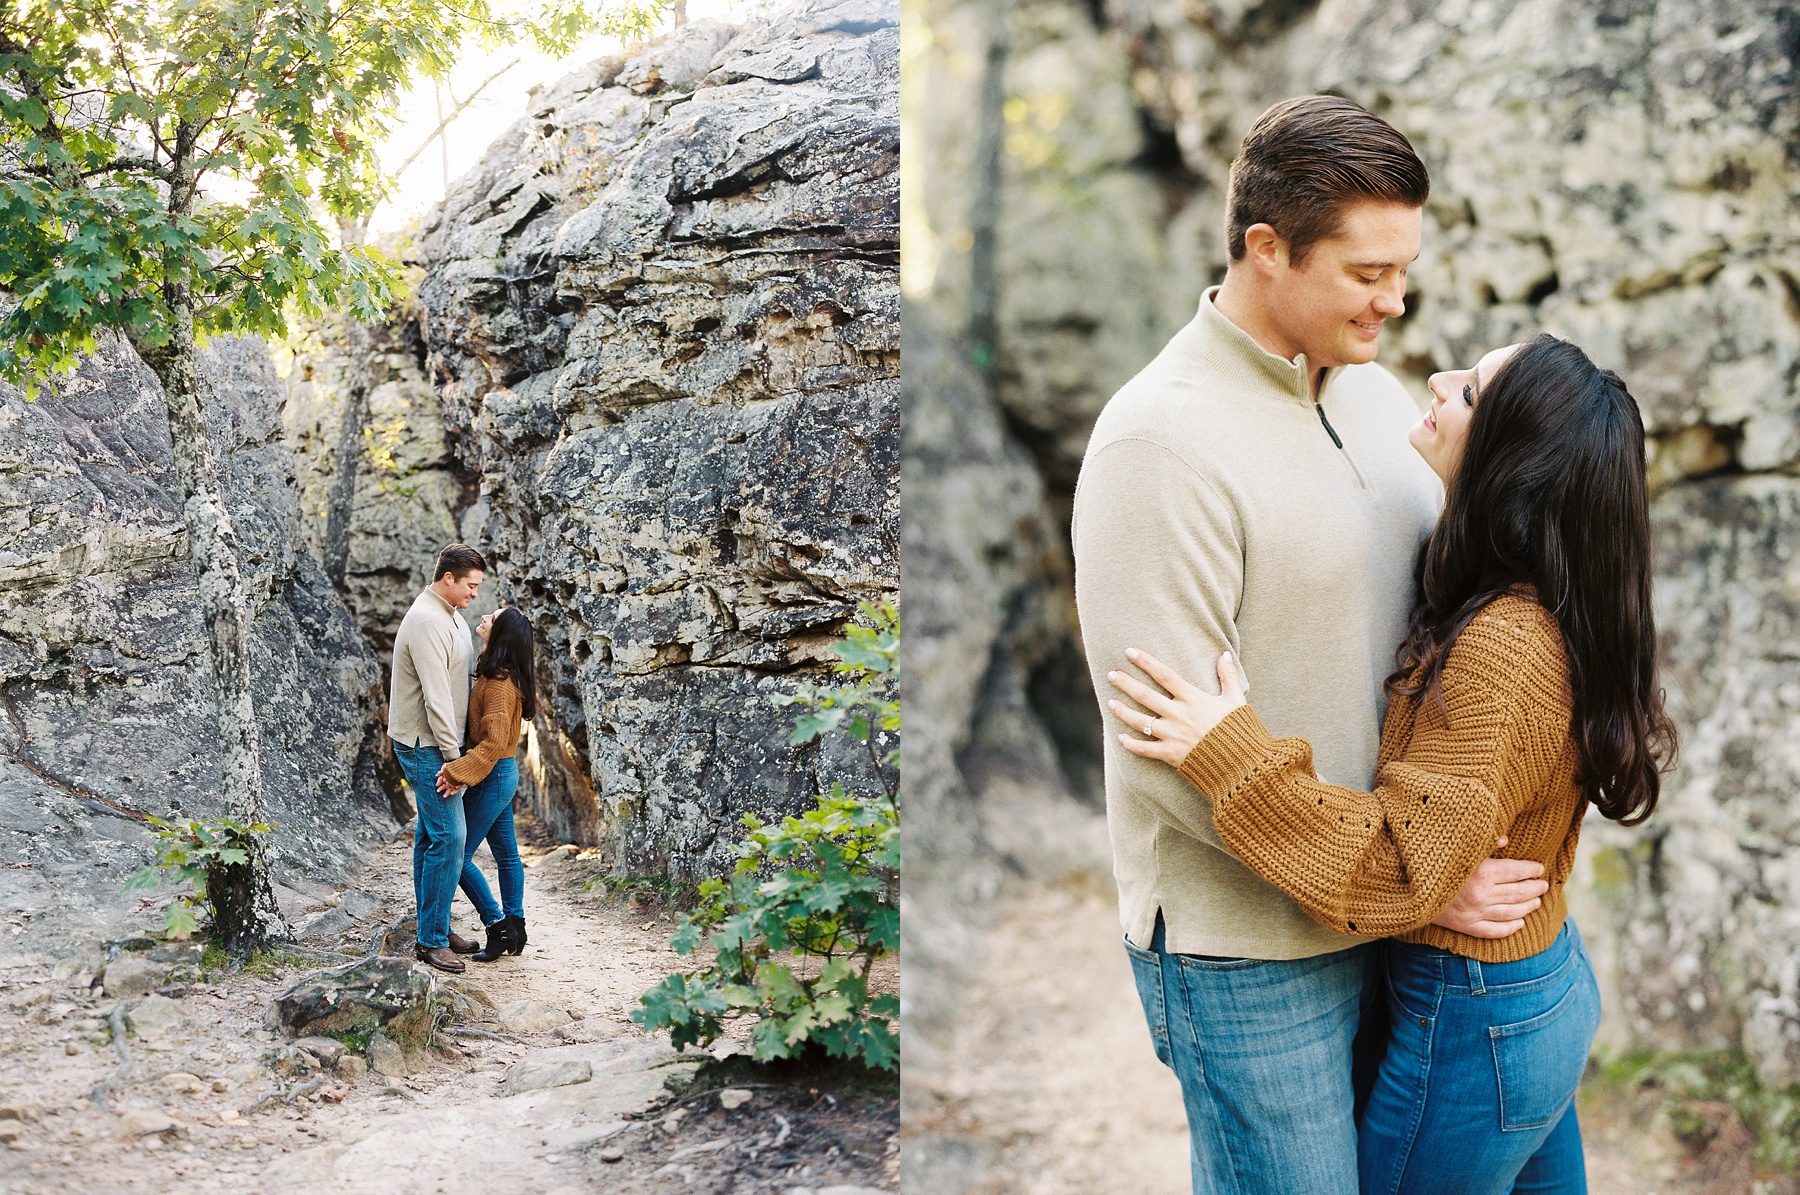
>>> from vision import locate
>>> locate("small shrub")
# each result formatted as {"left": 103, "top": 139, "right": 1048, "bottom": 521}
{"left": 123, "top": 816, "right": 274, "bottom": 943}
{"left": 633, "top": 602, "right": 899, "bottom": 1070}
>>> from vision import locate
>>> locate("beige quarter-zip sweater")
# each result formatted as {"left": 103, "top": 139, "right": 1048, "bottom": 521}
{"left": 1073, "top": 287, "right": 1443, "bottom": 959}
{"left": 387, "top": 586, "right": 475, "bottom": 760}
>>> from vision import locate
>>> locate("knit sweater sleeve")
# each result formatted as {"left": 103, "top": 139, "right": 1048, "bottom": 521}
{"left": 1177, "top": 601, "right": 1572, "bottom": 937}
{"left": 441, "top": 680, "right": 521, "bottom": 788}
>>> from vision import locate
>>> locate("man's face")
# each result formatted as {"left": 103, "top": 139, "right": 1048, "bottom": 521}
{"left": 1265, "top": 200, "right": 1421, "bottom": 370}
{"left": 438, "top": 569, "right": 483, "bottom": 609}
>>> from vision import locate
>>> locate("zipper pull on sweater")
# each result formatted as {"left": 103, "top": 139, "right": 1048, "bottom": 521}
{"left": 1315, "top": 401, "right": 1345, "bottom": 449}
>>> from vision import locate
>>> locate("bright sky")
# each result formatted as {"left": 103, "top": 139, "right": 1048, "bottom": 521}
{"left": 368, "top": 0, "right": 760, "bottom": 233}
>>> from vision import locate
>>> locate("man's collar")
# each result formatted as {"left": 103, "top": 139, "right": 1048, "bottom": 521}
{"left": 423, "top": 585, "right": 456, "bottom": 616}
{"left": 1188, "top": 286, "right": 1336, "bottom": 404}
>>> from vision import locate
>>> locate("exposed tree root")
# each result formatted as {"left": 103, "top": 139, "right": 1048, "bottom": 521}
{"left": 89, "top": 1001, "right": 135, "bottom": 1113}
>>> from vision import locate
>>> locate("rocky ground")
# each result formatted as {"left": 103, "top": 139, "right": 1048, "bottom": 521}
{"left": 0, "top": 821, "right": 896, "bottom": 1194}
{"left": 901, "top": 795, "right": 1772, "bottom": 1195}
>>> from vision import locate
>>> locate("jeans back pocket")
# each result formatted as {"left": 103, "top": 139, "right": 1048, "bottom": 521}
{"left": 1488, "top": 973, "right": 1599, "bottom": 1131}
{"left": 1124, "top": 939, "right": 1173, "bottom": 1068}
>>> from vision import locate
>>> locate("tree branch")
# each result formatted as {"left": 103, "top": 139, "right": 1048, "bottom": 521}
{"left": 389, "top": 56, "right": 520, "bottom": 181}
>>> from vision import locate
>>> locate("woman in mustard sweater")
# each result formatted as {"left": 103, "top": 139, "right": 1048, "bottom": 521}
{"left": 1108, "top": 334, "right": 1676, "bottom": 1194}
{"left": 437, "top": 606, "right": 537, "bottom": 962}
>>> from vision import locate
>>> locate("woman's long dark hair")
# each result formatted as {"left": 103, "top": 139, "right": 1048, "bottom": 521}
{"left": 475, "top": 607, "right": 538, "bottom": 721}
{"left": 1389, "top": 333, "right": 1676, "bottom": 825}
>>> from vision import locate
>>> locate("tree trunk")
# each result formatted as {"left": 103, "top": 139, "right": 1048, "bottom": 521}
{"left": 965, "top": 0, "right": 1008, "bottom": 373}
{"left": 673, "top": 0, "right": 688, "bottom": 26}
{"left": 323, "top": 215, "right": 375, "bottom": 591}
{"left": 137, "top": 288, "right": 291, "bottom": 953}
{"left": 321, "top": 318, "right": 371, "bottom": 590}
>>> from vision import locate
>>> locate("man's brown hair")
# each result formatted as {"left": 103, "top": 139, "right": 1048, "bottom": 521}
{"left": 434, "top": 543, "right": 486, "bottom": 582}
{"left": 1226, "top": 95, "right": 1429, "bottom": 266}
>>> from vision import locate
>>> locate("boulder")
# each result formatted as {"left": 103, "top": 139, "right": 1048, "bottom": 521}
{"left": 293, "top": 1036, "right": 347, "bottom": 1067}
{"left": 416, "top": 0, "right": 900, "bottom": 874}
{"left": 101, "top": 959, "right": 169, "bottom": 1000}
{"left": 266, "top": 957, "right": 439, "bottom": 1050}
{"left": 124, "top": 994, "right": 191, "bottom": 1041}
{"left": 366, "top": 1029, "right": 416, "bottom": 1078}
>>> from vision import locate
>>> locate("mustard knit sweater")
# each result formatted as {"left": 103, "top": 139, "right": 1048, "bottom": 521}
{"left": 440, "top": 676, "right": 523, "bottom": 789}
{"left": 1178, "top": 593, "right": 1584, "bottom": 963}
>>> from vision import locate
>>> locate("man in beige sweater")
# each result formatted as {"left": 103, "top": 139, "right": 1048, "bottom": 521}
{"left": 389, "top": 543, "right": 483, "bottom": 973}
{"left": 1073, "top": 96, "right": 1551, "bottom": 1192}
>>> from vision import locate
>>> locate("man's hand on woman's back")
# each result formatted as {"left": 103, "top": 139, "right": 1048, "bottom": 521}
{"left": 1433, "top": 840, "right": 1549, "bottom": 938}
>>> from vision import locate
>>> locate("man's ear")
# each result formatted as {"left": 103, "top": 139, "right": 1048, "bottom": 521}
{"left": 1241, "top": 222, "right": 1288, "bottom": 275}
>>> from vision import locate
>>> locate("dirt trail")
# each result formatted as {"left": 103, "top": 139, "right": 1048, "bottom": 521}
{"left": 0, "top": 831, "right": 721, "bottom": 1195}
{"left": 906, "top": 797, "right": 1716, "bottom": 1195}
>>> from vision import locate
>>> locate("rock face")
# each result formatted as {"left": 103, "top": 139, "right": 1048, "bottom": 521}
{"left": 283, "top": 311, "right": 475, "bottom": 663}
{"left": 899, "top": 303, "right": 1090, "bottom": 1119}
{"left": 417, "top": 0, "right": 899, "bottom": 876}
{"left": 0, "top": 332, "right": 402, "bottom": 951}
{"left": 908, "top": 0, "right": 1800, "bottom": 1086}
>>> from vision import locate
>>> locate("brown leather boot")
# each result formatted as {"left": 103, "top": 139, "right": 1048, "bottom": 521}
{"left": 447, "top": 931, "right": 480, "bottom": 954}
{"left": 416, "top": 943, "right": 466, "bottom": 973}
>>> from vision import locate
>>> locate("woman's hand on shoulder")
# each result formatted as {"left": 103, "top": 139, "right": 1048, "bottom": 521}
{"left": 1107, "top": 649, "right": 1247, "bottom": 768}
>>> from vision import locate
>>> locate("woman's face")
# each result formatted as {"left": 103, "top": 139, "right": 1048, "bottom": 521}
{"left": 1411, "top": 343, "right": 1522, "bottom": 482}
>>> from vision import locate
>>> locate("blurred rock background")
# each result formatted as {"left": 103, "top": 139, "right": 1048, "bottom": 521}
{"left": 901, "top": 0, "right": 1800, "bottom": 1188}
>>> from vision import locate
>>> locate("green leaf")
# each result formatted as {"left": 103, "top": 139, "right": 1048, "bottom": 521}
{"left": 121, "top": 867, "right": 161, "bottom": 893}
{"left": 162, "top": 902, "right": 199, "bottom": 940}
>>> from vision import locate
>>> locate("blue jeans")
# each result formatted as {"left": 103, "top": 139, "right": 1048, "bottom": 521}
{"left": 459, "top": 757, "right": 523, "bottom": 926}
{"left": 393, "top": 740, "right": 465, "bottom": 951}
{"left": 1360, "top": 921, "right": 1601, "bottom": 1195}
{"left": 1126, "top": 914, "right": 1380, "bottom": 1194}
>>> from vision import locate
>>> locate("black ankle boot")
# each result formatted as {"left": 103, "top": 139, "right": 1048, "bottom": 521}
{"left": 470, "top": 921, "right": 510, "bottom": 963}
{"left": 504, "top": 915, "right": 527, "bottom": 956}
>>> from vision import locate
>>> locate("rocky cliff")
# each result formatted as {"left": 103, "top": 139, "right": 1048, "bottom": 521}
{"left": 283, "top": 309, "right": 475, "bottom": 664}
{"left": 411, "top": 0, "right": 900, "bottom": 877}
{"left": 907, "top": 0, "right": 1800, "bottom": 1089}
{"left": 0, "top": 334, "right": 403, "bottom": 953}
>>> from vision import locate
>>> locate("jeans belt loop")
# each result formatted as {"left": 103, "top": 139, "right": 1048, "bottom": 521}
{"left": 1466, "top": 957, "right": 1485, "bottom": 995}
